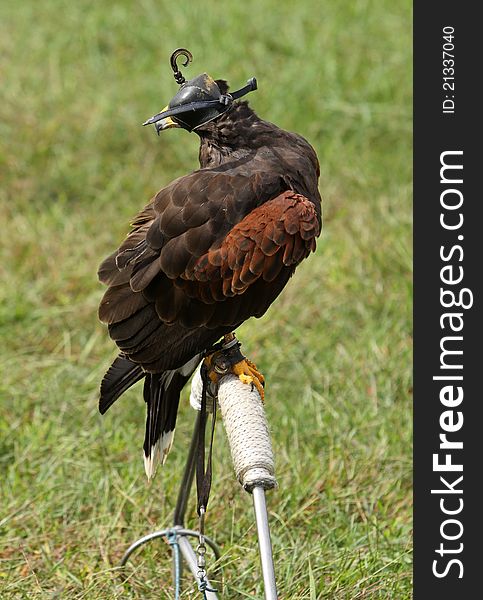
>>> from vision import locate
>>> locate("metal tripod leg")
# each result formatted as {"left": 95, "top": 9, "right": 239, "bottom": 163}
{"left": 120, "top": 413, "right": 220, "bottom": 598}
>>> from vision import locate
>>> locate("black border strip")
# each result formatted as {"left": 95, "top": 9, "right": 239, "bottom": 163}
{"left": 414, "top": 4, "right": 480, "bottom": 596}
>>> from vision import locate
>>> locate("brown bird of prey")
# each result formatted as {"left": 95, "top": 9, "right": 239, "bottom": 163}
{"left": 98, "top": 49, "right": 321, "bottom": 479}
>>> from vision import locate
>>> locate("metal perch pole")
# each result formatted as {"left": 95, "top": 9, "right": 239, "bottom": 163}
{"left": 218, "top": 374, "right": 278, "bottom": 599}
{"left": 191, "top": 367, "right": 279, "bottom": 599}
{"left": 121, "top": 344, "right": 278, "bottom": 599}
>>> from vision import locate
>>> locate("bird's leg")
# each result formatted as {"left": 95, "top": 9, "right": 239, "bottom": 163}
{"left": 203, "top": 334, "right": 265, "bottom": 401}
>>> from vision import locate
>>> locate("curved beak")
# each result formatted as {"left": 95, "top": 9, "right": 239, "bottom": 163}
{"left": 142, "top": 105, "right": 180, "bottom": 134}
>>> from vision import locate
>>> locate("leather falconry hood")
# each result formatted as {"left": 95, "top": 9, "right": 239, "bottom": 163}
{"left": 143, "top": 48, "right": 258, "bottom": 132}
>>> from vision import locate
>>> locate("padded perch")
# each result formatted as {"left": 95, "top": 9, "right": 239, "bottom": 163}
{"left": 190, "top": 368, "right": 277, "bottom": 492}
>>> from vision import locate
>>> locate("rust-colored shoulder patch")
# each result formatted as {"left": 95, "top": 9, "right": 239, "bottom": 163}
{"left": 182, "top": 191, "right": 320, "bottom": 299}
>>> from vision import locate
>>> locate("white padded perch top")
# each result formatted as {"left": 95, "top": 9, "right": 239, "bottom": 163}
{"left": 190, "top": 366, "right": 278, "bottom": 492}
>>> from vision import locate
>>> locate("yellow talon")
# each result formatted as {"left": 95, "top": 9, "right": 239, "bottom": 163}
{"left": 202, "top": 349, "right": 266, "bottom": 401}
{"left": 232, "top": 358, "right": 265, "bottom": 401}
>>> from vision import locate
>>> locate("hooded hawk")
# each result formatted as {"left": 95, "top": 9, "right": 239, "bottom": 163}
{"left": 97, "top": 50, "right": 321, "bottom": 478}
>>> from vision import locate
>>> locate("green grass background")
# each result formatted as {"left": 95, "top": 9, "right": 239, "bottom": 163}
{"left": 0, "top": 0, "right": 412, "bottom": 597}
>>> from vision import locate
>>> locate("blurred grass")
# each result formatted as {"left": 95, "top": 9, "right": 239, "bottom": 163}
{"left": 0, "top": 0, "right": 412, "bottom": 598}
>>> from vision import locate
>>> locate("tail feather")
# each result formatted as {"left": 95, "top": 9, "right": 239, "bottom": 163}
{"left": 142, "top": 355, "right": 201, "bottom": 479}
{"left": 99, "top": 354, "right": 145, "bottom": 414}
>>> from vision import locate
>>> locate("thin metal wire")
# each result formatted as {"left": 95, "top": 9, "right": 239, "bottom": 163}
{"left": 119, "top": 527, "right": 220, "bottom": 567}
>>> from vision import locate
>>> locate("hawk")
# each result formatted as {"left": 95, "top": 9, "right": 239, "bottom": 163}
{"left": 98, "top": 49, "right": 321, "bottom": 479}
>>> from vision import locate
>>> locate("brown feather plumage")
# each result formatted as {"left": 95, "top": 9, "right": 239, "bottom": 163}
{"left": 98, "top": 94, "right": 321, "bottom": 393}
